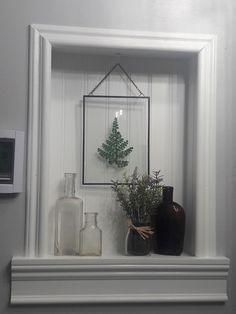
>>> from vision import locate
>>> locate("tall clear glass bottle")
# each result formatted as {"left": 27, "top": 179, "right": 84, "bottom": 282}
{"left": 79, "top": 212, "right": 102, "bottom": 256}
{"left": 54, "top": 173, "right": 83, "bottom": 256}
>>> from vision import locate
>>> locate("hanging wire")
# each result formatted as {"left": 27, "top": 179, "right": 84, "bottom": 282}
{"left": 88, "top": 63, "right": 145, "bottom": 96}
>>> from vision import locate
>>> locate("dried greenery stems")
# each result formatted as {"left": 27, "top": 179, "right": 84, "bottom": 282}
{"left": 97, "top": 117, "right": 133, "bottom": 167}
{"left": 111, "top": 167, "right": 163, "bottom": 224}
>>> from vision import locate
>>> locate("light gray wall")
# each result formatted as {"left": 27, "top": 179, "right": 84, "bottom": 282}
{"left": 0, "top": 0, "right": 235, "bottom": 313}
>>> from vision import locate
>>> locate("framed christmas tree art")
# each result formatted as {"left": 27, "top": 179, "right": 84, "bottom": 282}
{"left": 82, "top": 64, "right": 150, "bottom": 185}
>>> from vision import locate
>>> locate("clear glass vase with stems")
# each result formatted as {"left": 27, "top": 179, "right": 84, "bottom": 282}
{"left": 79, "top": 212, "right": 102, "bottom": 256}
{"left": 54, "top": 173, "right": 83, "bottom": 256}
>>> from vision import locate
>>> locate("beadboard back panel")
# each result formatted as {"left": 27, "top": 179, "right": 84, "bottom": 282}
{"left": 49, "top": 52, "right": 190, "bottom": 256}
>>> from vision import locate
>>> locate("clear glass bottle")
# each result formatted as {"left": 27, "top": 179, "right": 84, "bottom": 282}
{"left": 79, "top": 212, "right": 102, "bottom": 256}
{"left": 54, "top": 173, "right": 83, "bottom": 256}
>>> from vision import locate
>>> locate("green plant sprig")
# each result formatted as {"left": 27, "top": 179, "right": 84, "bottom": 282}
{"left": 97, "top": 117, "right": 133, "bottom": 168}
{"left": 111, "top": 167, "right": 163, "bottom": 224}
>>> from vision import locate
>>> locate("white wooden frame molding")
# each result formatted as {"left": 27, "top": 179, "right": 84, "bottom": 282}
{"left": 11, "top": 24, "right": 229, "bottom": 304}
{"left": 11, "top": 256, "right": 229, "bottom": 304}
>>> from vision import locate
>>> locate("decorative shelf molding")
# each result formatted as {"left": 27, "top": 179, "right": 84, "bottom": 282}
{"left": 11, "top": 256, "right": 229, "bottom": 304}
{"left": 10, "top": 24, "right": 229, "bottom": 305}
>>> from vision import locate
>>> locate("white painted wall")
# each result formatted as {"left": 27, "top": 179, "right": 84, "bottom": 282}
{"left": 0, "top": 0, "right": 235, "bottom": 313}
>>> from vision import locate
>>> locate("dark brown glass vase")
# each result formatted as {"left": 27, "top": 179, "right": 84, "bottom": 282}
{"left": 151, "top": 186, "right": 185, "bottom": 255}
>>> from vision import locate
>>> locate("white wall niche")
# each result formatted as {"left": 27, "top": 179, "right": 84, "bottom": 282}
{"left": 51, "top": 51, "right": 192, "bottom": 256}
{"left": 10, "top": 24, "right": 229, "bottom": 304}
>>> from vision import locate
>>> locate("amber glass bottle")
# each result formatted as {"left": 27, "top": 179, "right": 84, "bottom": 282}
{"left": 151, "top": 186, "right": 185, "bottom": 255}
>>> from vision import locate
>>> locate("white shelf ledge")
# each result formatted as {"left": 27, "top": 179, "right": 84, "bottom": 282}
{"left": 11, "top": 256, "right": 229, "bottom": 304}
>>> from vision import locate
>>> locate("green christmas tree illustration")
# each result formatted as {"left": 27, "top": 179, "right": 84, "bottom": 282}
{"left": 97, "top": 117, "right": 133, "bottom": 168}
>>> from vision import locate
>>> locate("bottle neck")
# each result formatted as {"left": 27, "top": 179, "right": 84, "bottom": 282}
{"left": 64, "top": 173, "right": 76, "bottom": 198}
{"left": 162, "top": 186, "right": 173, "bottom": 205}
{"left": 84, "top": 212, "right": 98, "bottom": 227}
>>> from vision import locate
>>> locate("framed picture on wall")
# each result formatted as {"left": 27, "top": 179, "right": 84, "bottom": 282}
{"left": 82, "top": 95, "right": 150, "bottom": 185}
